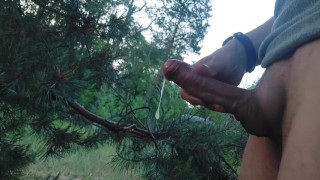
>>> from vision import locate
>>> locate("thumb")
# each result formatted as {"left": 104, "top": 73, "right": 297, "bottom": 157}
{"left": 163, "top": 59, "right": 253, "bottom": 116}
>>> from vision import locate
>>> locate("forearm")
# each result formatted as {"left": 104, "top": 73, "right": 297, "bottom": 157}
{"left": 245, "top": 17, "right": 274, "bottom": 55}
{"left": 225, "top": 17, "right": 274, "bottom": 66}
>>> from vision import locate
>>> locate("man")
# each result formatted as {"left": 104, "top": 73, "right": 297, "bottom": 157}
{"left": 163, "top": 1, "right": 320, "bottom": 179}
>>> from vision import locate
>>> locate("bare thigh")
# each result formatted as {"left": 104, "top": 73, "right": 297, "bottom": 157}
{"left": 240, "top": 39, "right": 320, "bottom": 180}
{"left": 277, "top": 39, "right": 320, "bottom": 179}
{"left": 239, "top": 55, "right": 290, "bottom": 180}
{"left": 239, "top": 135, "right": 281, "bottom": 180}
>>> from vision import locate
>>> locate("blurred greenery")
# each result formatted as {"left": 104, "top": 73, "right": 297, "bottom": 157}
{"left": 23, "top": 144, "right": 140, "bottom": 180}
{"left": 0, "top": 0, "right": 247, "bottom": 179}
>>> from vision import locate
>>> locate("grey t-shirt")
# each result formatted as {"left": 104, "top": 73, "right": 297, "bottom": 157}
{"left": 259, "top": 0, "right": 320, "bottom": 67}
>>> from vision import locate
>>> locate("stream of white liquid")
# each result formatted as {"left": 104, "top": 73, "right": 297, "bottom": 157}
{"left": 155, "top": 78, "right": 166, "bottom": 120}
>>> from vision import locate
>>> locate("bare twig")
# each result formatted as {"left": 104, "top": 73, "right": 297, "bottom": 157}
{"left": 117, "top": 106, "right": 150, "bottom": 125}
{"left": 67, "top": 100, "right": 167, "bottom": 139}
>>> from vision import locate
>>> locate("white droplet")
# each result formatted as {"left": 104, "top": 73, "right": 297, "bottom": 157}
{"left": 155, "top": 108, "right": 160, "bottom": 119}
{"left": 155, "top": 79, "right": 166, "bottom": 120}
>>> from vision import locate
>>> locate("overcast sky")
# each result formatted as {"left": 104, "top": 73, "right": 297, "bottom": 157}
{"left": 185, "top": 0, "right": 276, "bottom": 87}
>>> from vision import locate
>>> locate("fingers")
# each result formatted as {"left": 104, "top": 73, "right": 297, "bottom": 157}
{"left": 163, "top": 59, "right": 250, "bottom": 114}
{"left": 192, "top": 51, "right": 245, "bottom": 85}
{"left": 193, "top": 56, "right": 219, "bottom": 78}
{"left": 180, "top": 90, "right": 205, "bottom": 105}
{"left": 181, "top": 90, "right": 226, "bottom": 112}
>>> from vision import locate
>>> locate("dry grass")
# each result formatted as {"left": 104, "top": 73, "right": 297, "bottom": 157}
{"left": 22, "top": 145, "right": 141, "bottom": 180}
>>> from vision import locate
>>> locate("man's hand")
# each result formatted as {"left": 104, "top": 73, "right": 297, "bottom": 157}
{"left": 163, "top": 59, "right": 288, "bottom": 140}
{"left": 179, "top": 41, "right": 248, "bottom": 108}
{"left": 193, "top": 40, "right": 247, "bottom": 85}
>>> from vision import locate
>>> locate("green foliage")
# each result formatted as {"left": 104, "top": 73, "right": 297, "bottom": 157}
{"left": 0, "top": 0, "right": 248, "bottom": 179}
{"left": 0, "top": 137, "right": 34, "bottom": 179}
{"left": 23, "top": 141, "right": 140, "bottom": 179}
{"left": 0, "top": 104, "right": 35, "bottom": 179}
{"left": 147, "top": 0, "right": 211, "bottom": 55}
{"left": 109, "top": 107, "right": 247, "bottom": 180}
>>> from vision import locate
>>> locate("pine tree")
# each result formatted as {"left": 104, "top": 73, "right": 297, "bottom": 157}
{"left": 0, "top": 0, "right": 247, "bottom": 179}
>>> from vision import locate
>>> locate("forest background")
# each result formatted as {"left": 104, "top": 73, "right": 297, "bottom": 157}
{"left": 0, "top": 0, "right": 272, "bottom": 179}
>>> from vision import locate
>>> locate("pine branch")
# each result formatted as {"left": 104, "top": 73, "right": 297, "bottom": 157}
{"left": 116, "top": 106, "right": 150, "bottom": 125}
{"left": 31, "top": 0, "right": 68, "bottom": 18}
{"left": 2, "top": 64, "right": 48, "bottom": 85}
{"left": 217, "top": 153, "right": 239, "bottom": 177}
{"left": 66, "top": 100, "right": 167, "bottom": 139}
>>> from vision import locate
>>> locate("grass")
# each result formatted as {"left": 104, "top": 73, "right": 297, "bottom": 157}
{"left": 22, "top": 144, "right": 141, "bottom": 180}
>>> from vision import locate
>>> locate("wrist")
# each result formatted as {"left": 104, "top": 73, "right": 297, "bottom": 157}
{"left": 223, "top": 38, "right": 248, "bottom": 72}
{"left": 223, "top": 32, "right": 258, "bottom": 73}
